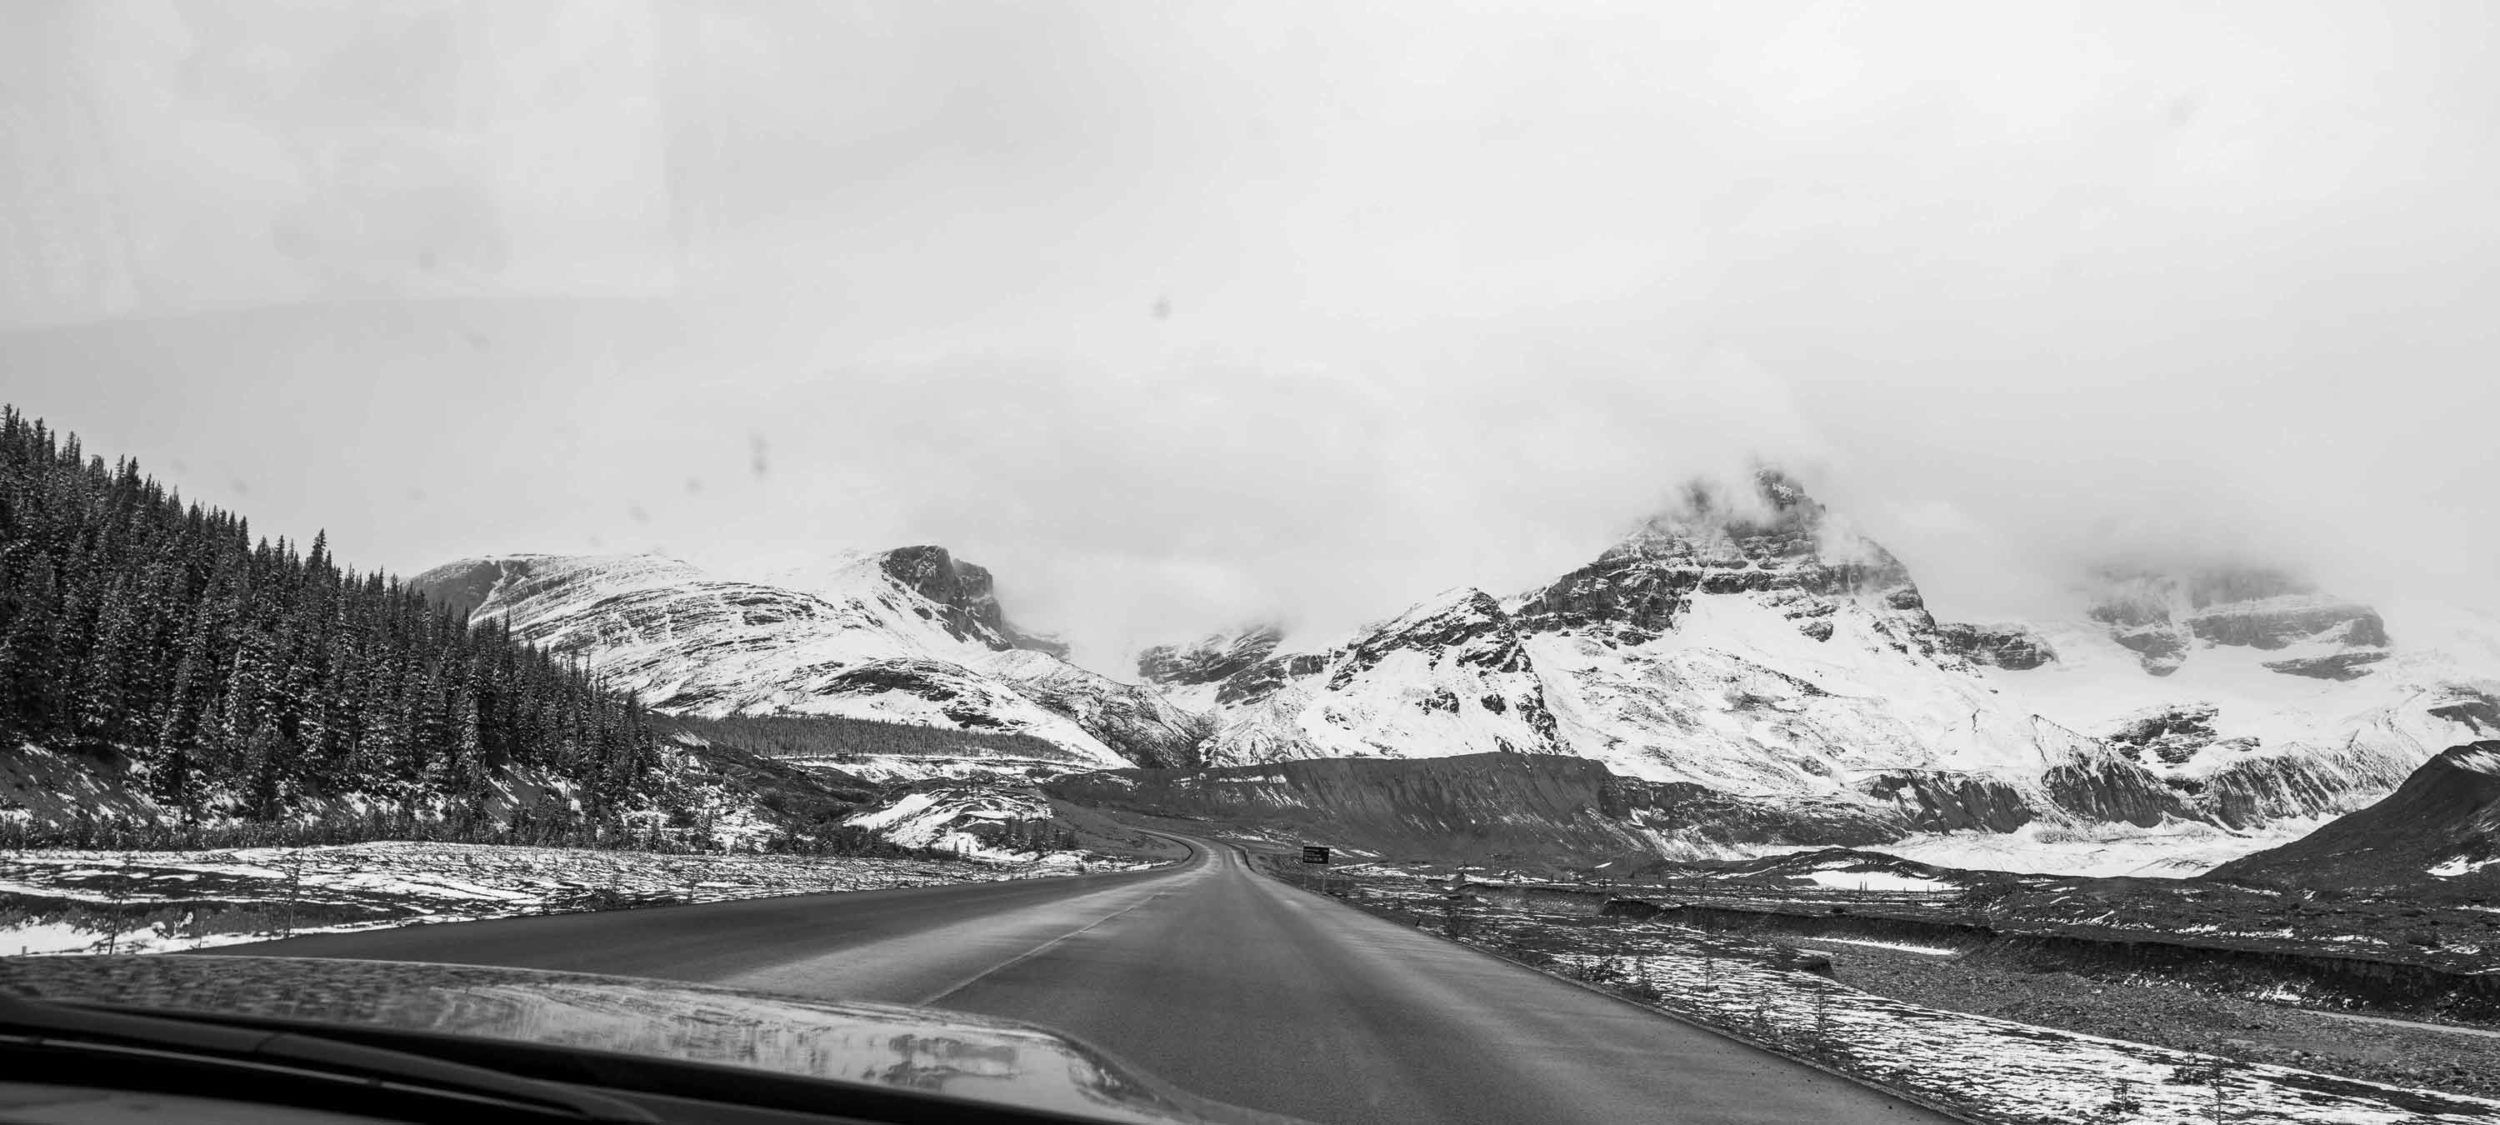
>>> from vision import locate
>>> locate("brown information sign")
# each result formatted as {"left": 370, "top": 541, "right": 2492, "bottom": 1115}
{"left": 1301, "top": 846, "right": 1330, "bottom": 865}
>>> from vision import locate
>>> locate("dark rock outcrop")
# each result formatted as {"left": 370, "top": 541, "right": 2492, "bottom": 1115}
{"left": 2186, "top": 596, "right": 2388, "bottom": 651}
{"left": 406, "top": 557, "right": 509, "bottom": 622}
{"left": 2041, "top": 757, "right": 2192, "bottom": 827}
{"left": 2428, "top": 688, "right": 2500, "bottom": 735}
{"left": 2193, "top": 749, "right": 2407, "bottom": 829}
{"left": 2108, "top": 624, "right": 2191, "bottom": 676}
{"left": 1137, "top": 625, "right": 1285, "bottom": 687}
{"left": 1856, "top": 771, "right": 2036, "bottom": 832}
{"left": 2089, "top": 580, "right": 2194, "bottom": 676}
{"left": 1329, "top": 591, "right": 1530, "bottom": 686}
{"left": 2104, "top": 704, "right": 2225, "bottom": 766}
{"left": 876, "top": 546, "right": 1069, "bottom": 656}
{"left": 814, "top": 658, "right": 969, "bottom": 702}
{"left": 2262, "top": 651, "right": 2389, "bottom": 681}
{"left": 1213, "top": 651, "right": 1333, "bottom": 708}
{"left": 2087, "top": 566, "right": 2389, "bottom": 677}
{"left": 1935, "top": 622, "right": 2056, "bottom": 670}
{"left": 1512, "top": 555, "right": 1697, "bottom": 645}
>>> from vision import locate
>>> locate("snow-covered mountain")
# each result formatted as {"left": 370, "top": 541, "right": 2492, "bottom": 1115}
{"left": 409, "top": 548, "right": 1201, "bottom": 771}
{"left": 1139, "top": 470, "right": 2500, "bottom": 864}
{"left": 411, "top": 471, "right": 2495, "bottom": 872}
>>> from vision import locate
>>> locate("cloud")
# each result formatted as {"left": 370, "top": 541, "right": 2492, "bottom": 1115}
{"left": 695, "top": 336, "right": 1828, "bottom": 665}
{"left": 4, "top": 0, "right": 2496, "bottom": 675}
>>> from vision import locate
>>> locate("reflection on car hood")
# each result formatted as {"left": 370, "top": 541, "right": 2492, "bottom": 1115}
{"left": 0, "top": 956, "right": 1293, "bottom": 1125}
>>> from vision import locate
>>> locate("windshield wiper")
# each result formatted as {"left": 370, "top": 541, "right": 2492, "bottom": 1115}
{"left": 0, "top": 992, "right": 658, "bottom": 1123}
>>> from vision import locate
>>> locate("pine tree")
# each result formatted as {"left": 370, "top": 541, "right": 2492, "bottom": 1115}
{"left": 0, "top": 554, "right": 64, "bottom": 740}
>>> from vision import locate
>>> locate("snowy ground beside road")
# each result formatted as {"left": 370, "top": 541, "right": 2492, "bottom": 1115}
{"left": 0, "top": 841, "right": 1134, "bottom": 956}
{"left": 1317, "top": 866, "right": 2500, "bottom": 1125}
{"left": 1541, "top": 936, "right": 2500, "bottom": 1125}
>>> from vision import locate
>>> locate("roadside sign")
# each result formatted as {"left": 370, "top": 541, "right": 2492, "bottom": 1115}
{"left": 1301, "top": 846, "right": 1330, "bottom": 865}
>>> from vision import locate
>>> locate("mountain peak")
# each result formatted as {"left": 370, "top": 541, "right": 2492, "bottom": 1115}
{"left": 1620, "top": 467, "right": 1822, "bottom": 549}
{"left": 875, "top": 545, "right": 997, "bottom": 622}
{"left": 772, "top": 545, "right": 1070, "bottom": 658}
{"left": 1516, "top": 469, "right": 1920, "bottom": 644}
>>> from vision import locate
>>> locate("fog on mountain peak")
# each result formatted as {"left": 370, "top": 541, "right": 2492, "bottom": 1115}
{"left": 1, "top": 0, "right": 2494, "bottom": 664}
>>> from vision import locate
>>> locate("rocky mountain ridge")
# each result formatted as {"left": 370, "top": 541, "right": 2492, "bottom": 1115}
{"left": 409, "top": 548, "right": 1201, "bottom": 772}
{"left": 1137, "top": 470, "right": 2497, "bottom": 867}
{"left": 413, "top": 470, "right": 2494, "bottom": 873}
{"left": 2206, "top": 741, "right": 2500, "bottom": 891}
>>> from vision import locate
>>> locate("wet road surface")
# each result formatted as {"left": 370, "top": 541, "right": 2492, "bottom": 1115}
{"left": 227, "top": 836, "right": 1956, "bottom": 1125}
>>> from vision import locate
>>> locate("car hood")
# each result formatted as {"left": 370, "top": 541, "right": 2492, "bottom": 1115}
{"left": 0, "top": 956, "right": 1296, "bottom": 1125}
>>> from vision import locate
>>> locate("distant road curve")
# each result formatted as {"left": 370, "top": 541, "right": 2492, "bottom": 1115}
{"left": 227, "top": 836, "right": 1956, "bottom": 1125}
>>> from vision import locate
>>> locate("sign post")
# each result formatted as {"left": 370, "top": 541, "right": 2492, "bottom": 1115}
{"left": 1301, "top": 845, "right": 1330, "bottom": 895}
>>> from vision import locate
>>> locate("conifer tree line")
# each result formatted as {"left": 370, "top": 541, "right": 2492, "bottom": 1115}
{"left": 659, "top": 712, "right": 1070, "bottom": 763}
{"left": 0, "top": 407, "right": 666, "bottom": 831}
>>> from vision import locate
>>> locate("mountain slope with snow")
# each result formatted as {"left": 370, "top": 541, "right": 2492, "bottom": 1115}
{"left": 410, "top": 549, "right": 1198, "bottom": 771}
{"left": 1149, "top": 470, "right": 2500, "bottom": 860}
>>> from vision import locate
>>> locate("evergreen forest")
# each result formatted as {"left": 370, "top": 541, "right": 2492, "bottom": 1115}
{"left": 0, "top": 407, "right": 668, "bottom": 839}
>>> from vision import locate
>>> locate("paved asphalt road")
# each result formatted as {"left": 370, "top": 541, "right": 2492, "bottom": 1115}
{"left": 224, "top": 837, "right": 1955, "bottom": 1125}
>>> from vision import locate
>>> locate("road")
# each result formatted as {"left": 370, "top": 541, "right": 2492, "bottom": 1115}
{"left": 224, "top": 837, "right": 1955, "bottom": 1125}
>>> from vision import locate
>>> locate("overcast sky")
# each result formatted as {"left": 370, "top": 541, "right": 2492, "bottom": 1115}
{"left": 4, "top": 0, "right": 2495, "bottom": 672}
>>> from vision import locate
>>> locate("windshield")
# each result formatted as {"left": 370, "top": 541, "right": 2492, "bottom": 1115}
{"left": 5, "top": 5, "right": 2499, "bottom": 1125}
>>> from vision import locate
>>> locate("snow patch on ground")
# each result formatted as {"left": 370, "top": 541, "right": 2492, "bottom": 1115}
{"left": 1797, "top": 936, "right": 1960, "bottom": 957}
{"left": 2429, "top": 856, "right": 2498, "bottom": 878}
{"left": 1808, "top": 817, "right": 2336, "bottom": 878}
{"left": 1801, "top": 869, "right": 1954, "bottom": 893}
{"left": 796, "top": 754, "right": 1082, "bottom": 785}
{"left": 842, "top": 785, "right": 1062, "bottom": 863}
{"left": 0, "top": 842, "right": 1063, "bottom": 956}
{"left": 1553, "top": 941, "right": 2500, "bottom": 1125}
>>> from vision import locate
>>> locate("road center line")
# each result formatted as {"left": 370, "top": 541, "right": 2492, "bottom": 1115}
{"left": 913, "top": 889, "right": 1173, "bottom": 1007}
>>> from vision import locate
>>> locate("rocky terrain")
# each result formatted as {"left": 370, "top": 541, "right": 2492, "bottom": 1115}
{"left": 1133, "top": 625, "right": 1283, "bottom": 708}
{"left": 2208, "top": 741, "right": 2500, "bottom": 891}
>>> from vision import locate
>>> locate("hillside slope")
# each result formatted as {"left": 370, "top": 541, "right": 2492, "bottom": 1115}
{"left": 1045, "top": 753, "right": 1899, "bottom": 870}
{"left": 411, "top": 549, "right": 1201, "bottom": 772}
{"left": 0, "top": 407, "right": 833, "bottom": 849}
{"left": 2205, "top": 741, "right": 2500, "bottom": 891}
